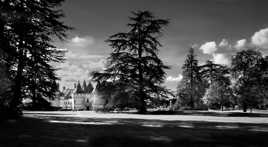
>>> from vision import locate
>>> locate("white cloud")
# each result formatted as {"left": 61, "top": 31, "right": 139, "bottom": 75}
{"left": 235, "top": 39, "right": 247, "bottom": 50}
{"left": 53, "top": 35, "right": 110, "bottom": 88}
{"left": 219, "top": 39, "right": 229, "bottom": 48}
{"left": 61, "top": 35, "right": 109, "bottom": 55}
{"left": 212, "top": 53, "right": 230, "bottom": 66}
{"left": 191, "top": 44, "right": 199, "bottom": 49}
{"left": 166, "top": 74, "right": 183, "bottom": 82}
{"left": 200, "top": 41, "right": 217, "bottom": 54}
{"left": 55, "top": 50, "right": 106, "bottom": 88}
{"left": 70, "top": 36, "right": 95, "bottom": 47}
{"left": 65, "top": 50, "right": 103, "bottom": 60}
{"left": 218, "top": 38, "right": 233, "bottom": 52}
{"left": 252, "top": 28, "right": 268, "bottom": 49}
{"left": 198, "top": 28, "right": 268, "bottom": 67}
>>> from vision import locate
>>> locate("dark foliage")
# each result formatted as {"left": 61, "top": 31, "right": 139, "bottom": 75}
{"left": 231, "top": 49, "right": 267, "bottom": 112}
{"left": 93, "top": 81, "right": 139, "bottom": 111}
{"left": 201, "top": 60, "right": 236, "bottom": 110}
{"left": 176, "top": 48, "right": 207, "bottom": 109}
{"left": 0, "top": 0, "right": 71, "bottom": 116}
{"left": 91, "top": 11, "right": 170, "bottom": 113}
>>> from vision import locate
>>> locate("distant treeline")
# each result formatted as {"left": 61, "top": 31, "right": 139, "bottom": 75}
{"left": 174, "top": 48, "right": 268, "bottom": 112}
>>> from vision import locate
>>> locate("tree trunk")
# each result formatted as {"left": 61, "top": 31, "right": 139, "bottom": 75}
{"left": 32, "top": 87, "right": 37, "bottom": 108}
{"left": 10, "top": 49, "right": 24, "bottom": 115}
{"left": 137, "top": 30, "right": 146, "bottom": 114}
{"left": 138, "top": 94, "right": 147, "bottom": 114}
{"left": 190, "top": 97, "right": 194, "bottom": 109}
{"left": 243, "top": 105, "right": 247, "bottom": 112}
{"left": 250, "top": 107, "right": 253, "bottom": 113}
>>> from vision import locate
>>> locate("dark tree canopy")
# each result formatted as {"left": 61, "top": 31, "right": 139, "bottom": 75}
{"left": 94, "top": 81, "right": 136, "bottom": 111}
{"left": 0, "top": 0, "right": 71, "bottom": 115}
{"left": 231, "top": 49, "right": 266, "bottom": 112}
{"left": 204, "top": 78, "right": 235, "bottom": 110}
{"left": 202, "top": 63, "right": 235, "bottom": 110}
{"left": 176, "top": 48, "right": 207, "bottom": 109}
{"left": 200, "top": 60, "right": 229, "bottom": 84}
{"left": 91, "top": 11, "right": 170, "bottom": 113}
{"left": 199, "top": 60, "right": 235, "bottom": 110}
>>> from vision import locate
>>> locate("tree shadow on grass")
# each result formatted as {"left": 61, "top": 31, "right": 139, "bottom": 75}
{"left": 24, "top": 110, "right": 268, "bottom": 118}
{"left": 0, "top": 116, "right": 268, "bottom": 147}
{"left": 148, "top": 110, "right": 268, "bottom": 117}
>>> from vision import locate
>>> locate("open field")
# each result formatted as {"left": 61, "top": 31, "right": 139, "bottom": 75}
{"left": 1, "top": 111, "right": 268, "bottom": 147}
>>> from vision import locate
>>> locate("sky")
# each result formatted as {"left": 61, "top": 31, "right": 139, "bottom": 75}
{"left": 54, "top": 0, "right": 268, "bottom": 90}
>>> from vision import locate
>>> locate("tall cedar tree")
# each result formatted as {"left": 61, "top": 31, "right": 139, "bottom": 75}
{"left": 231, "top": 49, "right": 266, "bottom": 112}
{"left": 176, "top": 48, "right": 206, "bottom": 109}
{"left": 0, "top": 0, "right": 71, "bottom": 114}
{"left": 91, "top": 11, "right": 169, "bottom": 113}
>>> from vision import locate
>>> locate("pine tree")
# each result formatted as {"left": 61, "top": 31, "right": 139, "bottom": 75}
{"left": 176, "top": 48, "right": 206, "bottom": 109}
{"left": 91, "top": 11, "right": 169, "bottom": 113}
{"left": 0, "top": 0, "right": 71, "bottom": 114}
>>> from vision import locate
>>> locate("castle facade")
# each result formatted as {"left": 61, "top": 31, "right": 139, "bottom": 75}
{"left": 50, "top": 81, "right": 96, "bottom": 110}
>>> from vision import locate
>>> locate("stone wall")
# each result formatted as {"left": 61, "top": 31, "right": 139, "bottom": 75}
{"left": 73, "top": 94, "right": 93, "bottom": 110}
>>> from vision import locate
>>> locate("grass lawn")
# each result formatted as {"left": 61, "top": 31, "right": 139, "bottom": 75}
{"left": 0, "top": 111, "right": 268, "bottom": 147}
